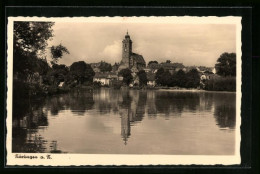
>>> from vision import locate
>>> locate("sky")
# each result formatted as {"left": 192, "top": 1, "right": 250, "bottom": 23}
{"left": 46, "top": 19, "right": 236, "bottom": 67}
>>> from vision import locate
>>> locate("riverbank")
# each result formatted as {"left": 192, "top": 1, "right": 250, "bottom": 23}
{"left": 158, "top": 88, "right": 236, "bottom": 93}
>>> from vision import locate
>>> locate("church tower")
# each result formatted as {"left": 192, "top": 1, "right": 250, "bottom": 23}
{"left": 121, "top": 31, "right": 132, "bottom": 68}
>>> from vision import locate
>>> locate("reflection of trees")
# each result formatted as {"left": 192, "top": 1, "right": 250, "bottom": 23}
{"left": 45, "top": 90, "right": 95, "bottom": 116}
{"left": 133, "top": 91, "right": 147, "bottom": 121}
{"left": 50, "top": 140, "right": 63, "bottom": 153}
{"left": 49, "top": 97, "right": 65, "bottom": 115}
{"left": 13, "top": 127, "right": 48, "bottom": 153}
{"left": 93, "top": 89, "right": 120, "bottom": 115}
{"left": 70, "top": 91, "right": 94, "bottom": 115}
{"left": 213, "top": 93, "right": 236, "bottom": 129}
{"left": 12, "top": 99, "right": 49, "bottom": 153}
{"left": 155, "top": 92, "right": 200, "bottom": 116}
{"left": 12, "top": 88, "right": 236, "bottom": 151}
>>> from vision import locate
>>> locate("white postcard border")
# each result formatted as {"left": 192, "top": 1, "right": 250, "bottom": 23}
{"left": 6, "top": 16, "right": 242, "bottom": 166}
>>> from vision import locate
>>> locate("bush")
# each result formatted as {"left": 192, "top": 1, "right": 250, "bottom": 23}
{"left": 13, "top": 80, "right": 30, "bottom": 99}
{"left": 205, "top": 76, "right": 236, "bottom": 91}
{"left": 93, "top": 81, "right": 102, "bottom": 88}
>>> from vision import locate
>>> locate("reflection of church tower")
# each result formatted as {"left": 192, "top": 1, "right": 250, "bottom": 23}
{"left": 121, "top": 31, "right": 132, "bottom": 68}
{"left": 121, "top": 109, "right": 131, "bottom": 145}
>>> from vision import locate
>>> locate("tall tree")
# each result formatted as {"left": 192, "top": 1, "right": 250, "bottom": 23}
{"left": 137, "top": 70, "right": 148, "bottom": 87}
{"left": 175, "top": 69, "right": 187, "bottom": 87}
{"left": 99, "top": 61, "right": 112, "bottom": 72}
{"left": 13, "top": 22, "right": 54, "bottom": 79}
{"left": 45, "top": 64, "right": 69, "bottom": 86}
{"left": 155, "top": 68, "right": 165, "bottom": 85}
{"left": 69, "top": 61, "right": 95, "bottom": 85}
{"left": 119, "top": 68, "right": 133, "bottom": 85}
{"left": 155, "top": 68, "right": 171, "bottom": 86}
{"left": 215, "top": 52, "right": 236, "bottom": 77}
{"left": 185, "top": 69, "right": 200, "bottom": 88}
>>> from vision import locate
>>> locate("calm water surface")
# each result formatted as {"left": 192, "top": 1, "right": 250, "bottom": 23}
{"left": 13, "top": 88, "right": 236, "bottom": 155}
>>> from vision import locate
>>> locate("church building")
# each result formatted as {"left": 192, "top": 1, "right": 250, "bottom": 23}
{"left": 118, "top": 31, "right": 146, "bottom": 72}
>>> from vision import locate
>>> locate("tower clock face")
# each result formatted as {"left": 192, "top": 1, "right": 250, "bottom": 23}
{"left": 124, "top": 48, "right": 127, "bottom": 51}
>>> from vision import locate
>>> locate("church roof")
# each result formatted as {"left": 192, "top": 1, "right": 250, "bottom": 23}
{"left": 131, "top": 53, "right": 146, "bottom": 64}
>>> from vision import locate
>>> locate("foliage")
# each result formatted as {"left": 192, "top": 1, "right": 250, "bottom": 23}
{"left": 50, "top": 44, "right": 70, "bottom": 64}
{"left": 205, "top": 76, "right": 236, "bottom": 91}
{"left": 13, "top": 21, "right": 55, "bottom": 80}
{"left": 185, "top": 69, "right": 200, "bottom": 88}
{"left": 171, "top": 69, "right": 186, "bottom": 87}
{"left": 137, "top": 70, "right": 148, "bottom": 87}
{"left": 155, "top": 68, "right": 200, "bottom": 88}
{"left": 148, "top": 61, "right": 158, "bottom": 65}
{"left": 68, "top": 61, "right": 95, "bottom": 85}
{"left": 45, "top": 64, "right": 69, "bottom": 86}
{"left": 119, "top": 68, "right": 133, "bottom": 85}
{"left": 166, "top": 60, "right": 171, "bottom": 63}
{"left": 93, "top": 81, "right": 102, "bottom": 88}
{"left": 155, "top": 68, "right": 164, "bottom": 85}
{"left": 112, "top": 62, "right": 120, "bottom": 72}
{"left": 99, "top": 61, "right": 112, "bottom": 72}
{"left": 155, "top": 68, "right": 171, "bottom": 86}
{"left": 14, "top": 22, "right": 54, "bottom": 55}
{"left": 215, "top": 52, "right": 236, "bottom": 77}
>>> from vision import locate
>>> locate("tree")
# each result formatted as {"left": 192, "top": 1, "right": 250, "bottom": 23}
{"left": 45, "top": 64, "right": 69, "bottom": 85}
{"left": 175, "top": 69, "right": 187, "bottom": 87}
{"left": 155, "top": 68, "right": 165, "bottom": 85}
{"left": 215, "top": 52, "right": 236, "bottom": 77}
{"left": 14, "top": 22, "right": 54, "bottom": 56}
{"left": 119, "top": 68, "right": 133, "bottom": 85}
{"left": 166, "top": 60, "right": 171, "bottom": 63}
{"left": 155, "top": 68, "right": 171, "bottom": 86}
{"left": 50, "top": 44, "right": 70, "bottom": 65}
{"left": 68, "top": 61, "right": 95, "bottom": 85}
{"left": 13, "top": 21, "right": 55, "bottom": 80}
{"left": 148, "top": 61, "right": 158, "bottom": 66}
{"left": 99, "top": 61, "right": 112, "bottom": 72}
{"left": 185, "top": 69, "right": 200, "bottom": 88}
{"left": 13, "top": 22, "right": 70, "bottom": 80}
{"left": 137, "top": 70, "right": 148, "bottom": 87}
{"left": 161, "top": 71, "right": 172, "bottom": 86}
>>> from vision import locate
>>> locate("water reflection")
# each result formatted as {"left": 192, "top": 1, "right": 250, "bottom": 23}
{"left": 12, "top": 89, "right": 236, "bottom": 153}
{"left": 213, "top": 94, "right": 236, "bottom": 129}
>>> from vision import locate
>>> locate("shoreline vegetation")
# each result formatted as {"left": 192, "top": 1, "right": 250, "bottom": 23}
{"left": 13, "top": 78, "right": 236, "bottom": 102}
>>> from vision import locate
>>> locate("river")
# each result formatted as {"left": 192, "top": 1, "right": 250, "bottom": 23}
{"left": 12, "top": 88, "right": 236, "bottom": 155}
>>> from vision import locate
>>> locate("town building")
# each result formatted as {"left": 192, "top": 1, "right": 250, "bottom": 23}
{"left": 147, "top": 72, "right": 156, "bottom": 86}
{"left": 160, "top": 62, "right": 185, "bottom": 74}
{"left": 93, "top": 72, "right": 118, "bottom": 86}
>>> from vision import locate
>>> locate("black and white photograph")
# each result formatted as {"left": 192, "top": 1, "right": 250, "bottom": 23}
{"left": 6, "top": 16, "right": 242, "bottom": 166}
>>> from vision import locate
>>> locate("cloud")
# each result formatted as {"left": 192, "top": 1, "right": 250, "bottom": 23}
{"left": 46, "top": 21, "right": 236, "bottom": 67}
{"left": 98, "top": 40, "right": 121, "bottom": 63}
